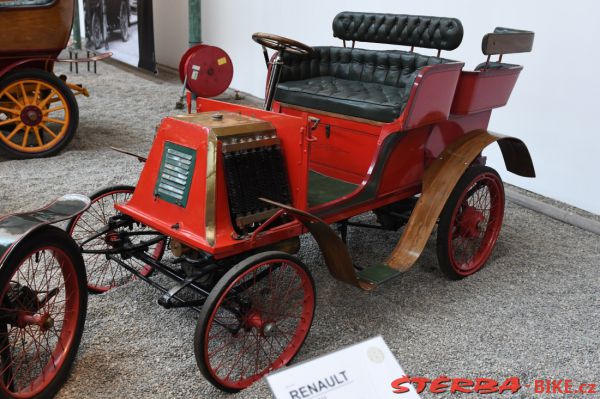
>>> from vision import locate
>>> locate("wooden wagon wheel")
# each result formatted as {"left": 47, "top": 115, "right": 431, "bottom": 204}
{"left": 0, "top": 69, "right": 78, "bottom": 159}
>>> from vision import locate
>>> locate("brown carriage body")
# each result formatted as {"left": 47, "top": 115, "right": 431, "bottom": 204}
{"left": 0, "top": 0, "right": 74, "bottom": 72}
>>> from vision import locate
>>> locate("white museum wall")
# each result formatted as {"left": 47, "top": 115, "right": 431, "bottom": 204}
{"left": 154, "top": 0, "right": 600, "bottom": 214}
{"left": 152, "top": 0, "right": 189, "bottom": 70}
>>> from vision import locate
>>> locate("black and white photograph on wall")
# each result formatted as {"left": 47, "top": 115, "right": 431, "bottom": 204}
{"left": 83, "top": 0, "right": 155, "bottom": 72}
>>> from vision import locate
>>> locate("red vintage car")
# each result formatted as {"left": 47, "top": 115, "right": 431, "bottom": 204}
{"left": 0, "top": 12, "right": 535, "bottom": 397}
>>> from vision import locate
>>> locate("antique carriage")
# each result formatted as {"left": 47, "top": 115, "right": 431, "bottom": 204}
{"left": 0, "top": 0, "right": 109, "bottom": 159}
{"left": 0, "top": 12, "right": 535, "bottom": 397}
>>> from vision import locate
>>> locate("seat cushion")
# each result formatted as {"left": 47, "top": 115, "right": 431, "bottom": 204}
{"left": 275, "top": 47, "right": 451, "bottom": 122}
{"left": 276, "top": 76, "right": 408, "bottom": 122}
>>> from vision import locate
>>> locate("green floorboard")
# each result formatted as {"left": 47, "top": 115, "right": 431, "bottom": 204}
{"left": 357, "top": 264, "right": 401, "bottom": 284}
{"left": 308, "top": 170, "right": 358, "bottom": 207}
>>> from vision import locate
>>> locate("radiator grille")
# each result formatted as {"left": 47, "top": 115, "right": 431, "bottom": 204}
{"left": 223, "top": 142, "right": 291, "bottom": 233}
{"left": 154, "top": 142, "right": 196, "bottom": 207}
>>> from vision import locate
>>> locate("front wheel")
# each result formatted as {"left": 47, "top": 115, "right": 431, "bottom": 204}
{"left": 0, "top": 226, "right": 87, "bottom": 399}
{"left": 67, "top": 185, "right": 166, "bottom": 294}
{"left": 194, "top": 252, "right": 315, "bottom": 392}
{"left": 436, "top": 165, "right": 505, "bottom": 279}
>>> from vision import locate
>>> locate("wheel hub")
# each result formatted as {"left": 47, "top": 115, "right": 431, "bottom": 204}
{"left": 458, "top": 206, "right": 486, "bottom": 238}
{"left": 20, "top": 105, "right": 43, "bottom": 126}
{"left": 262, "top": 322, "right": 276, "bottom": 337}
{"left": 17, "top": 312, "right": 54, "bottom": 331}
{"left": 105, "top": 231, "right": 122, "bottom": 247}
{"left": 243, "top": 310, "right": 277, "bottom": 337}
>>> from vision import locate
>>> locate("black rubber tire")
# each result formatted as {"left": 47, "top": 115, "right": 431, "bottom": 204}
{"left": 90, "top": 11, "right": 103, "bottom": 50}
{"left": 66, "top": 184, "right": 135, "bottom": 235}
{"left": 194, "top": 251, "right": 316, "bottom": 392}
{"left": 436, "top": 165, "right": 505, "bottom": 280}
{"left": 0, "top": 226, "right": 88, "bottom": 399}
{"left": 119, "top": 0, "right": 130, "bottom": 42}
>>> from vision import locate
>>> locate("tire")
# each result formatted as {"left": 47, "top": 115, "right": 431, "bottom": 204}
{"left": 0, "top": 226, "right": 87, "bottom": 399}
{"left": 0, "top": 69, "right": 79, "bottom": 159}
{"left": 436, "top": 165, "right": 505, "bottom": 279}
{"left": 119, "top": 0, "right": 129, "bottom": 42}
{"left": 67, "top": 185, "right": 166, "bottom": 294}
{"left": 194, "top": 251, "right": 315, "bottom": 392}
{"left": 90, "top": 11, "right": 103, "bottom": 50}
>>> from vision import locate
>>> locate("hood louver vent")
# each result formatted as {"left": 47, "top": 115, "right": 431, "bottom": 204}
{"left": 154, "top": 142, "right": 196, "bottom": 207}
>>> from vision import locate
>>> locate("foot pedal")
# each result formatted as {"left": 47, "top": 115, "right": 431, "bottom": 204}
{"left": 357, "top": 264, "right": 401, "bottom": 285}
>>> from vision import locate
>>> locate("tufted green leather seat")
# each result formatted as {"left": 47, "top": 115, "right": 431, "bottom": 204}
{"left": 276, "top": 47, "right": 449, "bottom": 122}
{"left": 274, "top": 12, "right": 463, "bottom": 122}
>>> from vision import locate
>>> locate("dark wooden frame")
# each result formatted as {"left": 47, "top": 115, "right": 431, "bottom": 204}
{"left": 482, "top": 27, "right": 534, "bottom": 55}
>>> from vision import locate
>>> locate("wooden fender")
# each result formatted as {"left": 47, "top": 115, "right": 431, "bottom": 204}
{"left": 385, "top": 129, "right": 535, "bottom": 271}
{"left": 262, "top": 129, "right": 534, "bottom": 289}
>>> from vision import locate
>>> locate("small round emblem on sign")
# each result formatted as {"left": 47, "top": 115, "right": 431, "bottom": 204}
{"left": 367, "top": 347, "right": 385, "bottom": 364}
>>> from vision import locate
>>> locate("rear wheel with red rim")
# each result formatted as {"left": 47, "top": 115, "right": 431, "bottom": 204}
{"left": 67, "top": 185, "right": 166, "bottom": 294}
{"left": 194, "top": 251, "right": 315, "bottom": 392}
{"left": 0, "top": 226, "right": 87, "bottom": 399}
{"left": 437, "top": 165, "right": 505, "bottom": 279}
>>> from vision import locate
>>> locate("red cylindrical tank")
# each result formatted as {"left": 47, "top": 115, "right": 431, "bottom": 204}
{"left": 179, "top": 44, "right": 234, "bottom": 98}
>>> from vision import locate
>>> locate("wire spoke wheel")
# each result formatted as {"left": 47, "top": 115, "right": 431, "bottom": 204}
{"left": 119, "top": 0, "right": 129, "bottom": 42}
{"left": 437, "top": 166, "right": 505, "bottom": 279}
{"left": 195, "top": 252, "right": 315, "bottom": 392}
{"left": 67, "top": 186, "right": 166, "bottom": 294}
{"left": 90, "top": 11, "right": 103, "bottom": 50}
{"left": 0, "top": 227, "right": 87, "bottom": 399}
{"left": 0, "top": 70, "right": 78, "bottom": 159}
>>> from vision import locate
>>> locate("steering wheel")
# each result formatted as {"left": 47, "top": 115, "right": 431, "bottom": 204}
{"left": 252, "top": 32, "right": 314, "bottom": 56}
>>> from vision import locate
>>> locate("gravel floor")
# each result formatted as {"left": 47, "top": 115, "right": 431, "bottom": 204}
{"left": 0, "top": 61, "right": 598, "bottom": 399}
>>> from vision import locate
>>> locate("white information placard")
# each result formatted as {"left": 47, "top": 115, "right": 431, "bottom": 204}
{"left": 266, "top": 336, "right": 420, "bottom": 399}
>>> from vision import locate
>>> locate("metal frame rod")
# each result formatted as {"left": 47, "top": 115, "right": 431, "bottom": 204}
{"left": 264, "top": 52, "right": 284, "bottom": 111}
{"left": 72, "top": 0, "right": 82, "bottom": 50}
{"left": 107, "top": 254, "right": 203, "bottom": 312}
{"left": 188, "top": 0, "right": 202, "bottom": 46}
{"left": 135, "top": 252, "right": 212, "bottom": 297}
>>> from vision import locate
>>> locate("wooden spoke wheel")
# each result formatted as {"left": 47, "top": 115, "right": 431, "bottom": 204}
{"left": 195, "top": 252, "right": 315, "bottom": 392}
{"left": 67, "top": 186, "right": 166, "bottom": 294}
{"left": 0, "top": 69, "right": 78, "bottom": 159}
{"left": 0, "top": 227, "right": 87, "bottom": 399}
{"left": 437, "top": 165, "right": 505, "bottom": 279}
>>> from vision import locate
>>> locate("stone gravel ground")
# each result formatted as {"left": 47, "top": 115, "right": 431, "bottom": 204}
{"left": 0, "top": 61, "right": 598, "bottom": 399}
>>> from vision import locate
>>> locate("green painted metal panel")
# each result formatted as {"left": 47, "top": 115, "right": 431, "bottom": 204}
{"left": 154, "top": 142, "right": 196, "bottom": 208}
{"left": 307, "top": 170, "right": 358, "bottom": 207}
{"left": 189, "top": 0, "right": 202, "bottom": 46}
{"left": 357, "top": 264, "right": 401, "bottom": 285}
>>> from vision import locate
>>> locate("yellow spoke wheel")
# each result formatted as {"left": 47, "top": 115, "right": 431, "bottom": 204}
{"left": 0, "top": 69, "right": 78, "bottom": 159}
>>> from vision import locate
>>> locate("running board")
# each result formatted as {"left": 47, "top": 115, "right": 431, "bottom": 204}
{"left": 357, "top": 264, "right": 402, "bottom": 285}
